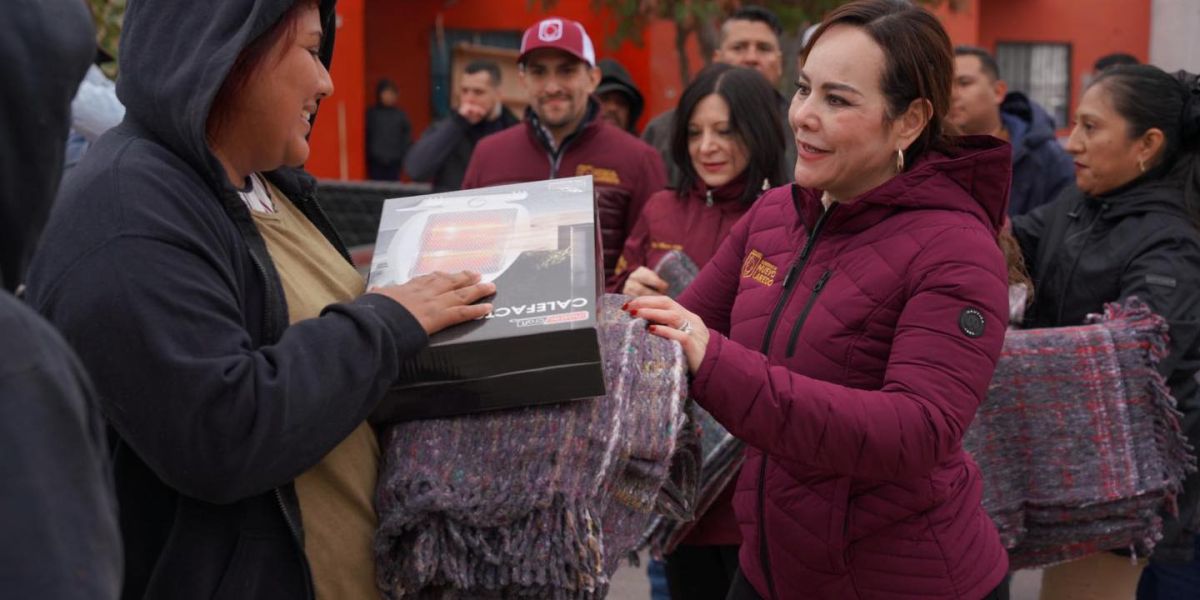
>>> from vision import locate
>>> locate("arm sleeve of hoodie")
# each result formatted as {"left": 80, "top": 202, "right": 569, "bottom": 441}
{"left": 689, "top": 226, "right": 1008, "bottom": 480}
{"left": 1119, "top": 233, "right": 1200, "bottom": 412}
{"left": 38, "top": 218, "right": 426, "bottom": 504}
{"left": 0, "top": 298, "right": 121, "bottom": 599}
{"left": 404, "top": 115, "right": 468, "bottom": 182}
{"left": 677, "top": 204, "right": 755, "bottom": 337}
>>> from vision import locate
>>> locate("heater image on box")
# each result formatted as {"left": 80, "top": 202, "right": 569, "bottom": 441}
{"left": 366, "top": 176, "right": 605, "bottom": 421}
{"left": 374, "top": 191, "right": 536, "bottom": 286}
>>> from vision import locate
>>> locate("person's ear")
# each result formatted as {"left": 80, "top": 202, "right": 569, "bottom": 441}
{"left": 993, "top": 79, "right": 1008, "bottom": 106}
{"left": 1138, "top": 127, "right": 1166, "bottom": 169}
{"left": 587, "top": 66, "right": 601, "bottom": 93}
{"left": 896, "top": 97, "right": 933, "bottom": 150}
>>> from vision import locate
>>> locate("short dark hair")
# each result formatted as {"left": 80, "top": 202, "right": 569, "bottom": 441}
{"left": 954, "top": 45, "right": 1000, "bottom": 81}
{"left": 722, "top": 5, "right": 783, "bottom": 40}
{"left": 1094, "top": 52, "right": 1139, "bottom": 73}
{"left": 464, "top": 60, "right": 501, "bottom": 87}
{"left": 803, "top": 0, "right": 954, "bottom": 167}
{"left": 1092, "top": 65, "right": 1197, "bottom": 171}
{"left": 672, "top": 63, "right": 787, "bottom": 205}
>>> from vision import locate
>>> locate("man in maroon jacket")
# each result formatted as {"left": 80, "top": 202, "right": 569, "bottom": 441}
{"left": 461, "top": 17, "right": 667, "bottom": 278}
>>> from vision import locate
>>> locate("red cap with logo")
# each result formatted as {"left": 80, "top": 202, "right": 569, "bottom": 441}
{"left": 519, "top": 17, "right": 596, "bottom": 67}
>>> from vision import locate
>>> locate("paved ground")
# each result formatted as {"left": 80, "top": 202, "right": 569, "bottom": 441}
{"left": 607, "top": 554, "right": 1043, "bottom": 599}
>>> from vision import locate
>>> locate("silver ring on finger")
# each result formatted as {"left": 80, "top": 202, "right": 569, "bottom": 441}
{"left": 678, "top": 320, "right": 693, "bottom": 335}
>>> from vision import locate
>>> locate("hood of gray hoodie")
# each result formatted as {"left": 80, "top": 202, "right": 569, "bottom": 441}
{"left": 0, "top": 0, "right": 94, "bottom": 291}
{"left": 115, "top": 0, "right": 337, "bottom": 196}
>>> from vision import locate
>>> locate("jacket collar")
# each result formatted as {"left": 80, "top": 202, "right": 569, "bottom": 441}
{"left": 792, "top": 135, "right": 1012, "bottom": 235}
{"left": 1088, "top": 162, "right": 1191, "bottom": 221}
{"left": 690, "top": 170, "right": 757, "bottom": 212}
{"left": 524, "top": 98, "right": 600, "bottom": 156}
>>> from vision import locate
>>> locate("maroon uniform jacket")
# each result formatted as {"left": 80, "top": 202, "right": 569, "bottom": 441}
{"left": 681, "top": 136, "right": 1012, "bottom": 598}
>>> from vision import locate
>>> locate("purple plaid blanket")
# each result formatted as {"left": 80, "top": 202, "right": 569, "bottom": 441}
{"left": 373, "top": 294, "right": 695, "bottom": 598}
{"left": 965, "top": 298, "right": 1195, "bottom": 569}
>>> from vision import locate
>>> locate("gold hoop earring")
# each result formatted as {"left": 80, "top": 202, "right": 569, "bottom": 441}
{"left": 896, "top": 148, "right": 905, "bottom": 173}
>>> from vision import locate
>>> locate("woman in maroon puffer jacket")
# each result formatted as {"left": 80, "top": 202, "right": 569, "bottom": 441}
{"left": 626, "top": 1, "right": 1011, "bottom": 598}
{"left": 609, "top": 63, "right": 788, "bottom": 600}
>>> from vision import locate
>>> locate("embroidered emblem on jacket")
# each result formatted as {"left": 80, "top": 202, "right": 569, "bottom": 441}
{"left": 650, "top": 241, "right": 684, "bottom": 251}
{"left": 576, "top": 164, "right": 621, "bottom": 185}
{"left": 741, "top": 250, "right": 777, "bottom": 287}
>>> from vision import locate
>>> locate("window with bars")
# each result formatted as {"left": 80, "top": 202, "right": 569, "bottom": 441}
{"left": 996, "top": 42, "right": 1072, "bottom": 128}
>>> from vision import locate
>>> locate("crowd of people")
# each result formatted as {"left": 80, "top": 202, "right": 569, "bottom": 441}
{"left": 5, "top": 0, "right": 1200, "bottom": 599}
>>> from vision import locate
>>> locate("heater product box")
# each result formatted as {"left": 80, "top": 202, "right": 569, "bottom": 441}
{"left": 366, "top": 176, "right": 605, "bottom": 421}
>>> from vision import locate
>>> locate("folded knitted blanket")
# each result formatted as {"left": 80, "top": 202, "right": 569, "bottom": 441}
{"left": 964, "top": 298, "right": 1195, "bottom": 569}
{"left": 373, "top": 294, "right": 695, "bottom": 599}
{"left": 640, "top": 250, "right": 745, "bottom": 556}
{"left": 641, "top": 403, "right": 744, "bottom": 556}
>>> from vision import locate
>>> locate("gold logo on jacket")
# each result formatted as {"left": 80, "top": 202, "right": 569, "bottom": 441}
{"left": 741, "top": 250, "right": 777, "bottom": 286}
{"left": 576, "top": 164, "right": 621, "bottom": 185}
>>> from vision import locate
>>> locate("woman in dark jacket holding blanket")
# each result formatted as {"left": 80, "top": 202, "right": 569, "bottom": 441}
{"left": 1013, "top": 65, "right": 1200, "bottom": 600}
{"left": 24, "top": 0, "right": 493, "bottom": 598}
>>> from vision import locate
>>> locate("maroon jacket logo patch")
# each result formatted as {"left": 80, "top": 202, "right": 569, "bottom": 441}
{"left": 741, "top": 250, "right": 777, "bottom": 286}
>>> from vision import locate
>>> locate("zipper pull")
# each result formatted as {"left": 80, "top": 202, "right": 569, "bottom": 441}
{"left": 781, "top": 262, "right": 801, "bottom": 288}
{"left": 813, "top": 270, "right": 832, "bottom": 291}
{"left": 706, "top": 190, "right": 714, "bottom": 207}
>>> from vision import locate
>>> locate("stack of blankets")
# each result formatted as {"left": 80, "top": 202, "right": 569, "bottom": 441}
{"left": 373, "top": 294, "right": 697, "bottom": 599}
{"left": 641, "top": 404, "right": 744, "bottom": 556}
{"left": 964, "top": 299, "right": 1195, "bottom": 569}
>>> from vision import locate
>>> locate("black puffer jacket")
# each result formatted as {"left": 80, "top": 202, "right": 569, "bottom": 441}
{"left": 1014, "top": 171, "right": 1200, "bottom": 561}
{"left": 404, "top": 107, "right": 519, "bottom": 192}
{"left": 24, "top": 0, "right": 428, "bottom": 598}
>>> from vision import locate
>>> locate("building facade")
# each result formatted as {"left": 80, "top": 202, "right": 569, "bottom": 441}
{"left": 308, "top": 0, "right": 1176, "bottom": 181}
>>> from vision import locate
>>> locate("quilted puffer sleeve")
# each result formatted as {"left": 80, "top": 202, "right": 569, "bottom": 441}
{"left": 690, "top": 225, "right": 1008, "bottom": 480}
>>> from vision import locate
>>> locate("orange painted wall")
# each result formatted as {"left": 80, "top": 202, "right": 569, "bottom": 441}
{"left": 932, "top": 1, "right": 981, "bottom": 47}
{"left": 321, "top": 0, "right": 1146, "bottom": 180}
{"left": 363, "top": 0, "right": 673, "bottom": 144}
{"left": 308, "top": 0, "right": 367, "bottom": 180}
{"left": 976, "top": 0, "right": 1149, "bottom": 126}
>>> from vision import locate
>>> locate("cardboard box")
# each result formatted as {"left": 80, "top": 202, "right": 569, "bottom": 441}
{"left": 366, "top": 176, "right": 606, "bottom": 421}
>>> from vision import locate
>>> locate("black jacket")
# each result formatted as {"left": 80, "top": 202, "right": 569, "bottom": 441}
{"left": 1000, "top": 92, "right": 1075, "bottom": 216}
{"left": 404, "top": 107, "right": 519, "bottom": 192}
{"left": 366, "top": 104, "right": 412, "bottom": 167}
{"left": 0, "top": 1, "right": 122, "bottom": 598}
{"left": 24, "top": 0, "right": 428, "bottom": 598}
{"left": 1014, "top": 172, "right": 1200, "bottom": 560}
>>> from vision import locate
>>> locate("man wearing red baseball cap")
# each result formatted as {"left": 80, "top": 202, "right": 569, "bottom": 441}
{"left": 462, "top": 17, "right": 666, "bottom": 278}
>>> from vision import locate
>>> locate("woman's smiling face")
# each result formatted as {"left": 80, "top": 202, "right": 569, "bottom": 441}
{"left": 789, "top": 24, "right": 911, "bottom": 202}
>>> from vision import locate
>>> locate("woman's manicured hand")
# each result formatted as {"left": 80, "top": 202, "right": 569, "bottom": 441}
{"left": 624, "top": 295, "right": 709, "bottom": 373}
